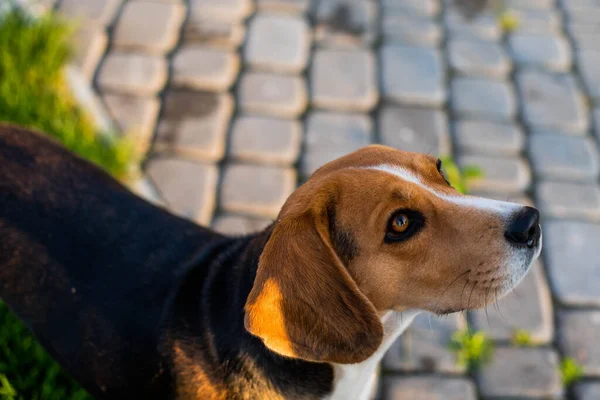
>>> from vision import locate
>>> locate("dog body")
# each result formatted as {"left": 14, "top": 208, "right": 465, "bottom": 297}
{"left": 0, "top": 125, "right": 541, "bottom": 399}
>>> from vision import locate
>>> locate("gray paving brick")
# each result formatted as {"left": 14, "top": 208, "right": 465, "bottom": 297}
{"left": 220, "top": 164, "right": 296, "bottom": 218}
{"left": 564, "top": 6, "right": 600, "bottom": 23}
{"left": 71, "top": 26, "right": 107, "bottom": 80}
{"left": 103, "top": 94, "right": 160, "bottom": 156}
{"left": 453, "top": 120, "right": 525, "bottom": 156}
{"left": 381, "top": 14, "right": 442, "bottom": 46}
{"left": 379, "top": 106, "right": 450, "bottom": 155}
{"left": 189, "top": 0, "right": 253, "bottom": 23}
{"left": 529, "top": 133, "right": 600, "bottom": 182}
{"left": 380, "top": 45, "right": 445, "bottom": 106}
{"left": 255, "top": 0, "right": 310, "bottom": 13}
{"left": 301, "top": 111, "right": 372, "bottom": 178}
{"left": 570, "top": 32, "right": 600, "bottom": 50}
{"left": 448, "top": 39, "right": 511, "bottom": 78}
{"left": 384, "top": 377, "right": 477, "bottom": 400}
{"left": 244, "top": 14, "right": 310, "bottom": 73}
{"left": 229, "top": 115, "right": 301, "bottom": 165}
{"left": 313, "top": 0, "right": 378, "bottom": 47}
{"left": 451, "top": 77, "right": 517, "bottom": 121}
{"left": 172, "top": 46, "right": 240, "bottom": 92}
{"left": 593, "top": 108, "right": 600, "bottom": 140}
{"left": 154, "top": 91, "right": 233, "bottom": 162}
{"left": 212, "top": 214, "right": 272, "bottom": 236}
{"left": 470, "top": 261, "right": 554, "bottom": 344}
{"left": 578, "top": 50, "right": 600, "bottom": 102}
{"left": 182, "top": 20, "right": 246, "bottom": 49}
{"left": 381, "top": 0, "right": 440, "bottom": 17}
{"left": 97, "top": 53, "right": 167, "bottom": 96}
{"left": 537, "top": 181, "right": 600, "bottom": 221}
{"left": 310, "top": 48, "right": 378, "bottom": 111}
{"left": 560, "top": 0, "right": 600, "bottom": 10}
{"left": 505, "top": 0, "right": 554, "bottom": 9}
{"left": 508, "top": 33, "right": 572, "bottom": 72}
{"left": 146, "top": 158, "right": 218, "bottom": 225}
{"left": 559, "top": 310, "right": 600, "bottom": 376}
{"left": 444, "top": 8, "right": 501, "bottom": 41}
{"left": 383, "top": 313, "right": 467, "bottom": 374}
{"left": 545, "top": 220, "right": 600, "bottom": 306}
{"left": 575, "top": 382, "right": 600, "bottom": 400}
{"left": 510, "top": 9, "right": 563, "bottom": 33}
{"left": 517, "top": 70, "right": 589, "bottom": 134}
{"left": 237, "top": 72, "right": 307, "bottom": 117}
{"left": 58, "top": 0, "right": 121, "bottom": 26}
{"left": 478, "top": 347, "right": 563, "bottom": 399}
{"left": 457, "top": 155, "right": 531, "bottom": 195}
{"left": 112, "top": 1, "right": 185, "bottom": 54}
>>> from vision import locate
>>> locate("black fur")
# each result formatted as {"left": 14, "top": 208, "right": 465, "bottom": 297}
{"left": 0, "top": 125, "right": 333, "bottom": 399}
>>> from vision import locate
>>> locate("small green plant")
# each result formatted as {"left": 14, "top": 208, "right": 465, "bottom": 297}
{"left": 497, "top": 9, "right": 520, "bottom": 32}
{"left": 0, "top": 374, "right": 17, "bottom": 399}
{"left": 511, "top": 329, "right": 533, "bottom": 347}
{"left": 560, "top": 357, "right": 584, "bottom": 387}
{"left": 440, "top": 156, "right": 483, "bottom": 195}
{"left": 449, "top": 329, "right": 495, "bottom": 372}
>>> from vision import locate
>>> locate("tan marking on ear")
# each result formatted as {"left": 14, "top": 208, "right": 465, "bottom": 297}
{"left": 244, "top": 278, "right": 297, "bottom": 359}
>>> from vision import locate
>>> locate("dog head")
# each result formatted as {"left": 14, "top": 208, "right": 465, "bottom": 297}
{"left": 244, "top": 145, "right": 541, "bottom": 364}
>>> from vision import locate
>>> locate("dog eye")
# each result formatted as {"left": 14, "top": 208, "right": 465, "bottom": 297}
{"left": 386, "top": 210, "right": 425, "bottom": 243}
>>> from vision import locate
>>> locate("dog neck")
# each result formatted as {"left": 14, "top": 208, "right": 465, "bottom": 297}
{"left": 327, "top": 310, "right": 420, "bottom": 400}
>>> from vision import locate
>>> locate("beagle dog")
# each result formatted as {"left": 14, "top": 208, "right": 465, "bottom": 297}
{"left": 0, "top": 124, "right": 541, "bottom": 400}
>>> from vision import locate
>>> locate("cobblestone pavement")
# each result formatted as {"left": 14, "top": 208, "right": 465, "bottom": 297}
{"left": 48, "top": 0, "right": 600, "bottom": 398}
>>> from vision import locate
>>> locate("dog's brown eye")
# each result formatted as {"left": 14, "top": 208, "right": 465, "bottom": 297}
{"left": 391, "top": 214, "right": 410, "bottom": 233}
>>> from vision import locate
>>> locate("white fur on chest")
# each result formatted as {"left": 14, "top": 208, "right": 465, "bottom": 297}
{"left": 325, "top": 310, "right": 420, "bottom": 400}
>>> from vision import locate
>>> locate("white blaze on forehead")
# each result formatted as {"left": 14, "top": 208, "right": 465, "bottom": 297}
{"left": 362, "top": 164, "right": 522, "bottom": 217}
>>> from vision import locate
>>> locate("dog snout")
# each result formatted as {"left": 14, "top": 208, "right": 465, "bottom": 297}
{"left": 505, "top": 206, "right": 541, "bottom": 248}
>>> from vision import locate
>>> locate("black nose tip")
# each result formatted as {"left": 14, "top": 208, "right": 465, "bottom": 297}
{"left": 505, "top": 206, "right": 541, "bottom": 248}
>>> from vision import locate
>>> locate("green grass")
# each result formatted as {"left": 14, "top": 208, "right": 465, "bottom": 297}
{"left": 560, "top": 357, "right": 584, "bottom": 387}
{"left": 0, "top": 9, "right": 140, "bottom": 400}
{"left": 449, "top": 329, "right": 495, "bottom": 372}
{"left": 511, "top": 329, "right": 534, "bottom": 347}
{"left": 440, "top": 156, "right": 482, "bottom": 195}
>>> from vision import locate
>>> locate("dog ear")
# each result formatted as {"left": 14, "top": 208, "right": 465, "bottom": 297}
{"left": 244, "top": 183, "right": 383, "bottom": 364}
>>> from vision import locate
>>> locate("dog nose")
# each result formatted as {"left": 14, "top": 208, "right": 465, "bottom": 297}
{"left": 505, "top": 206, "right": 540, "bottom": 247}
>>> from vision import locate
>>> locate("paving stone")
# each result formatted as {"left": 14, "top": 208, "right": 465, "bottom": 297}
{"left": 188, "top": 0, "right": 253, "bottom": 23}
{"left": 103, "top": 94, "right": 160, "bottom": 156}
{"left": 146, "top": 158, "right": 218, "bottom": 225}
{"left": 310, "top": 49, "right": 378, "bottom": 111}
{"left": 510, "top": 9, "right": 563, "bottom": 33}
{"left": 453, "top": 120, "right": 525, "bottom": 156}
{"left": 220, "top": 164, "right": 296, "bottom": 218}
{"left": 517, "top": 70, "right": 589, "bottom": 134}
{"left": 237, "top": 72, "right": 307, "bottom": 118}
{"left": 313, "top": 0, "right": 378, "bottom": 47}
{"left": 380, "top": 45, "right": 445, "bottom": 106}
{"left": 451, "top": 77, "right": 517, "bottom": 121}
{"left": 381, "top": 14, "right": 442, "bottom": 46}
{"left": 504, "top": 0, "right": 554, "bottom": 9}
{"left": 301, "top": 111, "right": 372, "bottom": 178}
{"left": 457, "top": 155, "right": 531, "bottom": 195}
{"left": 112, "top": 2, "right": 185, "bottom": 54}
{"left": 384, "top": 377, "right": 477, "bottom": 400}
{"left": 529, "top": 133, "right": 600, "bottom": 182}
{"left": 575, "top": 382, "right": 600, "bottom": 400}
{"left": 570, "top": 32, "right": 600, "bottom": 50}
{"left": 172, "top": 46, "right": 240, "bottom": 91}
{"left": 559, "top": 310, "right": 600, "bottom": 376}
{"left": 244, "top": 14, "right": 310, "bottom": 73}
{"left": 470, "top": 262, "right": 554, "bottom": 344}
{"left": 154, "top": 91, "right": 233, "bottom": 162}
{"left": 560, "top": 0, "right": 600, "bottom": 10}
{"left": 593, "top": 108, "right": 600, "bottom": 140}
{"left": 211, "top": 214, "right": 273, "bottom": 236}
{"left": 97, "top": 53, "right": 168, "bottom": 96}
{"left": 182, "top": 20, "right": 246, "bottom": 49}
{"left": 564, "top": 6, "right": 600, "bottom": 23}
{"left": 229, "top": 115, "right": 301, "bottom": 165}
{"left": 444, "top": 8, "right": 501, "bottom": 41}
{"left": 478, "top": 347, "right": 563, "bottom": 399}
{"left": 381, "top": 0, "right": 440, "bottom": 17}
{"left": 578, "top": 50, "right": 600, "bottom": 102}
{"left": 58, "top": 0, "right": 121, "bottom": 26}
{"left": 544, "top": 220, "right": 600, "bottom": 306}
{"left": 508, "top": 33, "right": 572, "bottom": 72}
{"left": 71, "top": 26, "right": 107, "bottom": 80}
{"left": 383, "top": 313, "right": 466, "bottom": 374}
{"left": 379, "top": 106, "right": 450, "bottom": 155}
{"left": 448, "top": 39, "right": 511, "bottom": 78}
{"left": 537, "top": 181, "right": 600, "bottom": 221}
{"left": 255, "top": 0, "right": 310, "bottom": 13}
